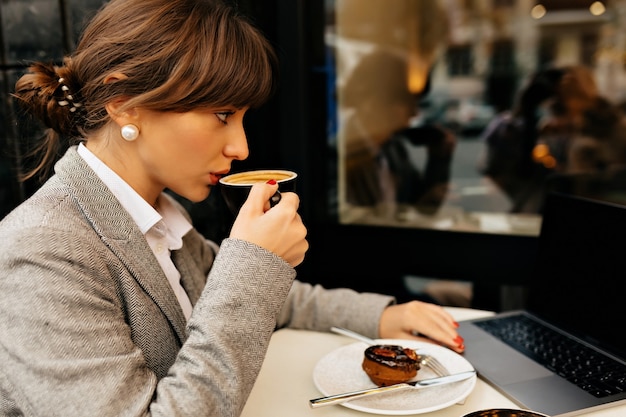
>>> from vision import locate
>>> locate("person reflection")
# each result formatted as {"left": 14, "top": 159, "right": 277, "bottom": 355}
{"left": 541, "top": 66, "right": 626, "bottom": 174}
{"left": 478, "top": 67, "right": 564, "bottom": 212}
{"left": 541, "top": 66, "right": 626, "bottom": 204}
{"left": 479, "top": 64, "right": 626, "bottom": 212}
{"left": 342, "top": 49, "right": 456, "bottom": 218}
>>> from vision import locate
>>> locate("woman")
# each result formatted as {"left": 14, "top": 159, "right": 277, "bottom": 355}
{"left": 0, "top": 0, "right": 464, "bottom": 416}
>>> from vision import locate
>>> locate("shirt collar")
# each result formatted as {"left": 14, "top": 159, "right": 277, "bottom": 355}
{"left": 77, "top": 143, "right": 192, "bottom": 243}
{"left": 157, "top": 194, "right": 192, "bottom": 251}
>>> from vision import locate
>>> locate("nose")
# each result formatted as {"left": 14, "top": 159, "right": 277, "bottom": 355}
{"left": 224, "top": 123, "right": 249, "bottom": 161}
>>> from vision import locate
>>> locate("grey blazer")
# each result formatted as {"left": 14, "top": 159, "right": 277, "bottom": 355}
{"left": 0, "top": 147, "right": 393, "bottom": 417}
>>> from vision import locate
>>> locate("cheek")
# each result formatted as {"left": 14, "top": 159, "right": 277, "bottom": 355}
{"left": 159, "top": 120, "right": 220, "bottom": 159}
{"left": 186, "top": 135, "right": 216, "bottom": 154}
{"left": 181, "top": 134, "right": 225, "bottom": 167}
{"left": 142, "top": 112, "right": 227, "bottom": 172}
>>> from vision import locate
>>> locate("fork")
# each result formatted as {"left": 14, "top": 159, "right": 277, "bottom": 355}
{"left": 420, "top": 354, "right": 448, "bottom": 377}
{"left": 330, "top": 326, "right": 449, "bottom": 376}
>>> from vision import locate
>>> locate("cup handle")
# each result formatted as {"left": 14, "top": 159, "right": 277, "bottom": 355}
{"left": 269, "top": 191, "right": 281, "bottom": 207}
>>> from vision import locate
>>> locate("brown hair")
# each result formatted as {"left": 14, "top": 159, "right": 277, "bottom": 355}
{"left": 13, "top": 0, "right": 278, "bottom": 182}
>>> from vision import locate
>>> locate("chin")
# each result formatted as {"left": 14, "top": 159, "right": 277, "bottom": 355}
{"left": 169, "top": 185, "right": 211, "bottom": 203}
{"left": 189, "top": 186, "right": 213, "bottom": 203}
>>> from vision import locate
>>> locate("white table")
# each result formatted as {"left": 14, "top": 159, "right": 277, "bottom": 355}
{"left": 241, "top": 307, "right": 625, "bottom": 417}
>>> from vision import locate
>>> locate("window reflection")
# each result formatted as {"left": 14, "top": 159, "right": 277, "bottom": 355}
{"left": 329, "top": 0, "right": 625, "bottom": 236}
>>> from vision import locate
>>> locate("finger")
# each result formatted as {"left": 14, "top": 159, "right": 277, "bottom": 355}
{"left": 242, "top": 181, "right": 279, "bottom": 214}
{"left": 266, "top": 191, "right": 300, "bottom": 212}
{"left": 263, "top": 191, "right": 281, "bottom": 212}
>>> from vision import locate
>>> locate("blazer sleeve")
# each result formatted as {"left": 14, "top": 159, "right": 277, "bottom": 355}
{"left": 276, "top": 280, "right": 395, "bottom": 340}
{"left": 0, "top": 227, "right": 296, "bottom": 417}
{"left": 153, "top": 238, "right": 297, "bottom": 417}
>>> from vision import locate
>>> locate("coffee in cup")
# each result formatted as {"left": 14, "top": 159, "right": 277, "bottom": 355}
{"left": 218, "top": 169, "right": 297, "bottom": 215}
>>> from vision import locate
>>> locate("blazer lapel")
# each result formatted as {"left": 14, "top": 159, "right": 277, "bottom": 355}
{"left": 171, "top": 246, "right": 204, "bottom": 306}
{"left": 54, "top": 147, "right": 188, "bottom": 342}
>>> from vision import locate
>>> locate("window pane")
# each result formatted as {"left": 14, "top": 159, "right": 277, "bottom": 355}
{"left": 1, "top": 0, "right": 64, "bottom": 64}
{"left": 328, "top": 0, "right": 626, "bottom": 236}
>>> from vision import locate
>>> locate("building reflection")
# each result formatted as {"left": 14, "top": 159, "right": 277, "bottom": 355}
{"left": 332, "top": 0, "right": 626, "bottom": 235}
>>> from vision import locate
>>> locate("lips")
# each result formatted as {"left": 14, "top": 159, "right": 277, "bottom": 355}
{"left": 208, "top": 174, "right": 222, "bottom": 185}
{"left": 209, "top": 169, "right": 230, "bottom": 185}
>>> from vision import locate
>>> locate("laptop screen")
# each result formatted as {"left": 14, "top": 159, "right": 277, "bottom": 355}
{"left": 526, "top": 192, "right": 626, "bottom": 359}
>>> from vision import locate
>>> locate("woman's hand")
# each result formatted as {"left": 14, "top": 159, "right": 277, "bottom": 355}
{"left": 378, "top": 301, "right": 465, "bottom": 353}
{"left": 229, "top": 181, "right": 308, "bottom": 267}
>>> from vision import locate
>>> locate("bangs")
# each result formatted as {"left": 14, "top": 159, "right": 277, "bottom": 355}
{"left": 95, "top": 1, "right": 279, "bottom": 115}
{"left": 160, "top": 5, "right": 278, "bottom": 111}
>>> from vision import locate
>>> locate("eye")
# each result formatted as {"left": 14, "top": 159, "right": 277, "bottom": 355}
{"left": 215, "top": 111, "right": 235, "bottom": 125}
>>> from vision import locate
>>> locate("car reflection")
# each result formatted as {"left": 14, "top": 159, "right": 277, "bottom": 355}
{"left": 420, "top": 96, "right": 495, "bottom": 137}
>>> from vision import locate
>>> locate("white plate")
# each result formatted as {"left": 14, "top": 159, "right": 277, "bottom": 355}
{"left": 312, "top": 339, "right": 476, "bottom": 415}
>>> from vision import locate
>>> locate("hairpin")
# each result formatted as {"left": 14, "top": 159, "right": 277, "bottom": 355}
{"left": 57, "top": 77, "right": 83, "bottom": 112}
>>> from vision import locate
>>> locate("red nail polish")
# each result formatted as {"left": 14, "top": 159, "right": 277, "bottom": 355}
{"left": 266, "top": 179, "right": 276, "bottom": 185}
{"left": 458, "top": 343, "right": 465, "bottom": 351}
{"left": 454, "top": 336, "right": 464, "bottom": 344}
{"left": 453, "top": 321, "right": 460, "bottom": 328}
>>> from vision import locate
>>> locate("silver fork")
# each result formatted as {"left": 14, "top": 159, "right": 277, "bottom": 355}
{"left": 420, "top": 354, "right": 448, "bottom": 376}
{"left": 330, "top": 326, "right": 449, "bottom": 376}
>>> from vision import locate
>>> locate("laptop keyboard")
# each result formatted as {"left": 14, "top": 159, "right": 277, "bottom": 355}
{"left": 475, "top": 314, "right": 626, "bottom": 398}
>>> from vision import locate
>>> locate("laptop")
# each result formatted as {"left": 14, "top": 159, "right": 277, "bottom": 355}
{"left": 458, "top": 192, "right": 626, "bottom": 417}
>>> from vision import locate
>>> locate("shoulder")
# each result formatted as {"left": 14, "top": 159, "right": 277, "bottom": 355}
{"left": 0, "top": 175, "right": 79, "bottom": 233}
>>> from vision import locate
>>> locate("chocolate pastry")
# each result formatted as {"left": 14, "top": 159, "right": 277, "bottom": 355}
{"left": 361, "top": 344, "right": 421, "bottom": 387}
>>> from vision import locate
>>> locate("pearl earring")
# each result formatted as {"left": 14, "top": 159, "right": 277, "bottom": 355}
{"left": 121, "top": 124, "right": 139, "bottom": 141}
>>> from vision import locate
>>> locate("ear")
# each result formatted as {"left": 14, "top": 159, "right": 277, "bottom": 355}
{"left": 105, "top": 99, "right": 139, "bottom": 129}
{"left": 103, "top": 72, "right": 139, "bottom": 128}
